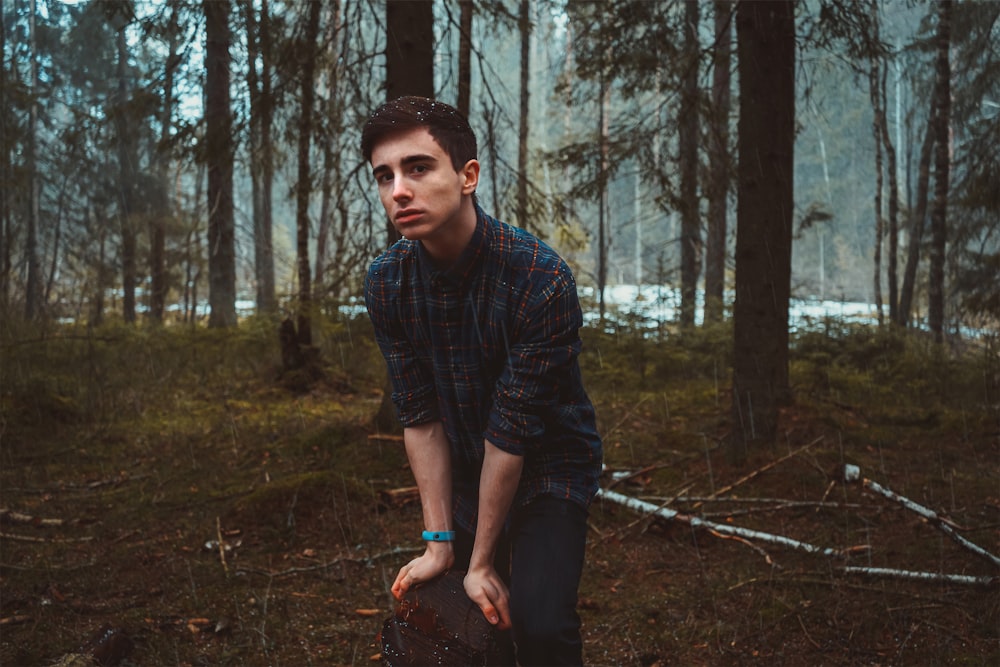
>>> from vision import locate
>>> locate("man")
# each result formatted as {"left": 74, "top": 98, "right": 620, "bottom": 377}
{"left": 362, "top": 96, "right": 602, "bottom": 666}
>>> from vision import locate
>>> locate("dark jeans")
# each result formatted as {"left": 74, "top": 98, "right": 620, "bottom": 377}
{"left": 454, "top": 496, "right": 589, "bottom": 666}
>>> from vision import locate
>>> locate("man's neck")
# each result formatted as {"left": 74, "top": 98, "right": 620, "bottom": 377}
{"left": 421, "top": 200, "right": 478, "bottom": 265}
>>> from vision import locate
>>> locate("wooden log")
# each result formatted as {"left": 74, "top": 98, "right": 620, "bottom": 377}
{"left": 379, "top": 570, "right": 514, "bottom": 666}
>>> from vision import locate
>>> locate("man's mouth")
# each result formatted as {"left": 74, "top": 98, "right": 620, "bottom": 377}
{"left": 395, "top": 209, "right": 422, "bottom": 225}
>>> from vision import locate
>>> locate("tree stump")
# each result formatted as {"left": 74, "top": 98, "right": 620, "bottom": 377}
{"left": 379, "top": 570, "right": 514, "bottom": 666}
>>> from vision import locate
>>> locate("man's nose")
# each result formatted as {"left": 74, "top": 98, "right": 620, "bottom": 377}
{"left": 392, "top": 177, "right": 411, "bottom": 201}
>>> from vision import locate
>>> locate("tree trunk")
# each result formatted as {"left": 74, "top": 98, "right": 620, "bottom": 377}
{"left": 114, "top": 27, "right": 139, "bottom": 325}
{"left": 246, "top": 0, "right": 277, "bottom": 315}
{"left": 204, "top": 0, "right": 237, "bottom": 328}
{"left": 597, "top": 60, "right": 610, "bottom": 323}
{"left": 704, "top": 0, "right": 732, "bottom": 325}
{"left": 730, "top": 0, "right": 795, "bottom": 462}
{"left": 315, "top": 1, "right": 343, "bottom": 303}
{"left": 927, "top": 0, "right": 951, "bottom": 343}
{"left": 376, "top": 0, "right": 437, "bottom": 431}
{"left": 880, "top": 66, "right": 900, "bottom": 325}
{"left": 679, "top": 0, "right": 701, "bottom": 329}
{"left": 294, "top": 0, "right": 322, "bottom": 348}
{"left": 0, "top": 4, "right": 9, "bottom": 314}
{"left": 457, "top": 0, "right": 473, "bottom": 117}
{"left": 150, "top": 7, "right": 179, "bottom": 324}
{"left": 869, "top": 56, "right": 885, "bottom": 325}
{"left": 897, "top": 105, "right": 936, "bottom": 327}
{"left": 384, "top": 0, "right": 434, "bottom": 247}
{"left": 516, "top": 0, "right": 531, "bottom": 232}
{"left": 24, "top": 0, "right": 44, "bottom": 321}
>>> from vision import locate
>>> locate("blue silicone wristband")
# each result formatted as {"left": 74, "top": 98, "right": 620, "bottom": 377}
{"left": 421, "top": 530, "right": 456, "bottom": 542}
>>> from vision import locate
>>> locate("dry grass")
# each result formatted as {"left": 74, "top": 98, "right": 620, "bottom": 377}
{"left": 1, "top": 318, "right": 997, "bottom": 666}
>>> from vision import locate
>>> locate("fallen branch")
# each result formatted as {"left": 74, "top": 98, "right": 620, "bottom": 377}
{"left": 0, "top": 532, "right": 93, "bottom": 543}
{"left": 689, "top": 437, "right": 823, "bottom": 510}
{"left": 234, "top": 546, "right": 423, "bottom": 579}
{"left": 0, "top": 615, "right": 33, "bottom": 627}
{"left": 697, "top": 501, "right": 865, "bottom": 520}
{"left": 840, "top": 566, "right": 997, "bottom": 587}
{"left": 597, "top": 488, "right": 855, "bottom": 558}
{"left": 841, "top": 464, "right": 1000, "bottom": 569}
{"left": 0, "top": 508, "right": 78, "bottom": 527}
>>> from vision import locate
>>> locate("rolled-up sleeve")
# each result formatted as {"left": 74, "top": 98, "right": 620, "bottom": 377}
{"left": 365, "top": 263, "right": 439, "bottom": 427}
{"left": 485, "top": 267, "right": 581, "bottom": 455}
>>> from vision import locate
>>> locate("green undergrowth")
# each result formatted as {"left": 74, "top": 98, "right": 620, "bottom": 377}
{"left": 1, "top": 317, "right": 997, "bottom": 665}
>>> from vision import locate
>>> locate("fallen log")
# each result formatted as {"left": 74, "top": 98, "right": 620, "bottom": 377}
{"left": 379, "top": 569, "right": 514, "bottom": 666}
{"left": 841, "top": 464, "right": 1000, "bottom": 569}
{"left": 841, "top": 566, "right": 998, "bottom": 587}
{"left": 597, "top": 488, "right": 853, "bottom": 558}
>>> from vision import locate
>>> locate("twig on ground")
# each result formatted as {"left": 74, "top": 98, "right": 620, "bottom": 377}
{"left": 841, "top": 464, "right": 1000, "bottom": 569}
{"left": 234, "top": 545, "right": 423, "bottom": 579}
{"left": 797, "top": 614, "right": 822, "bottom": 650}
{"left": 609, "top": 485, "right": 694, "bottom": 539}
{"left": 0, "top": 532, "right": 93, "bottom": 543}
{"left": 706, "top": 528, "right": 777, "bottom": 566}
{"left": 696, "top": 500, "right": 865, "bottom": 519}
{"left": 0, "top": 615, "right": 33, "bottom": 627}
{"left": 601, "top": 394, "right": 652, "bottom": 440}
{"left": 216, "top": 516, "right": 229, "bottom": 575}
{"left": 689, "top": 436, "right": 824, "bottom": 510}
{"left": 0, "top": 509, "right": 78, "bottom": 527}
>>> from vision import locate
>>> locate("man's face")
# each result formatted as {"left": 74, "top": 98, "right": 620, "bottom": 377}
{"left": 370, "top": 126, "right": 479, "bottom": 256}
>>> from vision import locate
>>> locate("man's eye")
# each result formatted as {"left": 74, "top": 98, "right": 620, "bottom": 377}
{"left": 376, "top": 173, "right": 393, "bottom": 184}
{"left": 412, "top": 164, "right": 428, "bottom": 174}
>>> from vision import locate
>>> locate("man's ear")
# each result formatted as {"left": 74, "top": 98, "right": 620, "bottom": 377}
{"left": 460, "top": 159, "right": 480, "bottom": 195}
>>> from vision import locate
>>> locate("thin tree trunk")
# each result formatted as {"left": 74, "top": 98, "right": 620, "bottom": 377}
{"left": 384, "top": 0, "right": 434, "bottom": 247}
{"left": 879, "top": 66, "right": 900, "bottom": 323}
{"left": 897, "top": 104, "right": 936, "bottom": 327}
{"left": 24, "top": 0, "right": 43, "bottom": 321}
{"left": 0, "top": 4, "right": 9, "bottom": 314}
{"left": 928, "top": 0, "right": 952, "bottom": 343}
{"left": 294, "top": 0, "right": 322, "bottom": 348}
{"left": 150, "top": 7, "right": 179, "bottom": 324}
{"left": 45, "top": 182, "right": 66, "bottom": 305}
{"left": 457, "top": 0, "right": 473, "bottom": 118}
{"left": 730, "top": 0, "right": 795, "bottom": 462}
{"left": 247, "top": 0, "right": 277, "bottom": 315}
{"left": 704, "top": 0, "right": 732, "bottom": 325}
{"left": 205, "top": 0, "right": 237, "bottom": 328}
{"left": 115, "top": 27, "right": 139, "bottom": 324}
{"left": 516, "top": 0, "right": 531, "bottom": 232}
{"left": 314, "top": 0, "right": 344, "bottom": 302}
{"left": 679, "top": 0, "right": 701, "bottom": 329}
{"left": 597, "top": 57, "right": 610, "bottom": 323}
{"left": 869, "top": 56, "right": 885, "bottom": 326}
{"left": 90, "top": 205, "right": 106, "bottom": 327}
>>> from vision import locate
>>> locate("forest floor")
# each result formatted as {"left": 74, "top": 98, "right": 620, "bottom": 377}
{"left": 1, "top": 320, "right": 998, "bottom": 666}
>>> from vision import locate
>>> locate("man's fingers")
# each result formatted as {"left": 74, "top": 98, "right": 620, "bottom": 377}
{"left": 479, "top": 602, "right": 499, "bottom": 625}
{"left": 391, "top": 564, "right": 413, "bottom": 599}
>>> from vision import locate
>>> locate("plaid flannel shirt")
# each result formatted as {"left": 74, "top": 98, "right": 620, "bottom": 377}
{"left": 364, "top": 206, "right": 603, "bottom": 533}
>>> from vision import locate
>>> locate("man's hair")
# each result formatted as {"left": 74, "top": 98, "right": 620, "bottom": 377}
{"left": 361, "top": 96, "right": 477, "bottom": 171}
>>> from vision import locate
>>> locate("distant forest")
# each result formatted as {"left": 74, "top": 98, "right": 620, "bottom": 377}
{"left": 2, "top": 0, "right": 997, "bottom": 333}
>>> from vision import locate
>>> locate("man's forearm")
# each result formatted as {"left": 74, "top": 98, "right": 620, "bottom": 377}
{"left": 403, "top": 422, "right": 453, "bottom": 533}
{"left": 470, "top": 440, "right": 524, "bottom": 569}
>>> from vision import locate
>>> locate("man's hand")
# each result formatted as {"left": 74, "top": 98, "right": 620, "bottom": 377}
{"left": 464, "top": 565, "right": 512, "bottom": 630}
{"left": 391, "top": 542, "right": 454, "bottom": 600}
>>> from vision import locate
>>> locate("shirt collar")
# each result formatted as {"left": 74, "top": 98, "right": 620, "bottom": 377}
{"left": 417, "top": 204, "right": 489, "bottom": 289}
